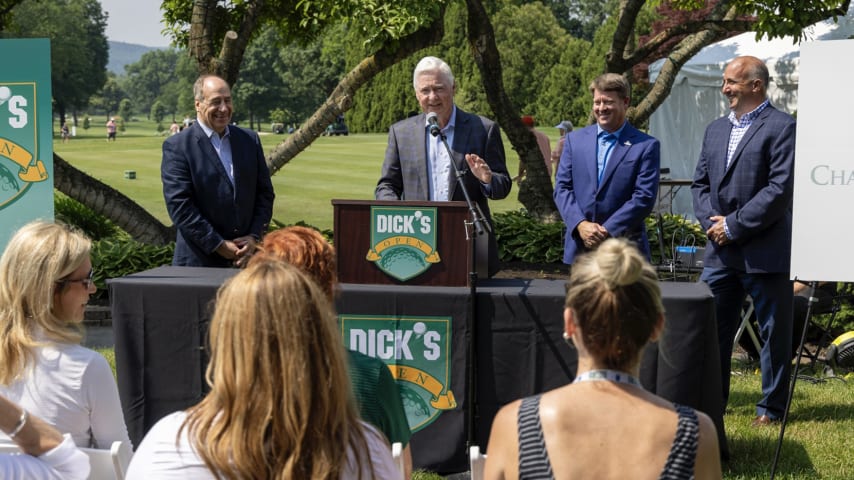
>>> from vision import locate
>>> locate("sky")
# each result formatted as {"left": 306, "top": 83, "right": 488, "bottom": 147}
{"left": 100, "top": 0, "right": 170, "bottom": 48}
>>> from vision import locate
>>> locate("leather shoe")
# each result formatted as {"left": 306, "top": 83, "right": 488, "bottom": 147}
{"left": 751, "top": 415, "right": 779, "bottom": 427}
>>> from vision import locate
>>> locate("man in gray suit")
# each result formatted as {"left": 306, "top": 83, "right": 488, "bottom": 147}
{"left": 376, "top": 56, "right": 511, "bottom": 276}
{"left": 692, "top": 56, "right": 795, "bottom": 427}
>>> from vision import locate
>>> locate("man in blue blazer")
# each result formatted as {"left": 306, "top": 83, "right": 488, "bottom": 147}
{"left": 162, "top": 75, "right": 275, "bottom": 267}
{"left": 554, "top": 73, "right": 660, "bottom": 265}
{"left": 692, "top": 56, "right": 795, "bottom": 427}
{"left": 376, "top": 56, "right": 512, "bottom": 277}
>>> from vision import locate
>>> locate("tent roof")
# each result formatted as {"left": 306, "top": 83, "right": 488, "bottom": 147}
{"left": 649, "top": 7, "right": 854, "bottom": 87}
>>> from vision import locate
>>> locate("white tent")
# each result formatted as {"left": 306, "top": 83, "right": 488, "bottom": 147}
{"left": 647, "top": 6, "right": 854, "bottom": 218}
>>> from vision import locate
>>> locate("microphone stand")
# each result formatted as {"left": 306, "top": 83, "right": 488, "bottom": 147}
{"left": 431, "top": 127, "right": 490, "bottom": 451}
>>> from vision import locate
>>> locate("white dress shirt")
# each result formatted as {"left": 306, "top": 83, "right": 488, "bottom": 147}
{"left": 0, "top": 434, "right": 90, "bottom": 480}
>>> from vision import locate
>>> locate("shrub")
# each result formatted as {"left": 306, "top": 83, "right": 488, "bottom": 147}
{"left": 90, "top": 238, "right": 174, "bottom": 300}
{"left": 55, "top": 193, "right": 121, "bottom": 241}
{"left": 493, "top": 209, "right": 564, "bottom": 263}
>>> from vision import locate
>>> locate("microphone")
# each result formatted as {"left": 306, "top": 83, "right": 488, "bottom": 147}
{"left": 426, "top": 112, "right": 441, "bottom": 137}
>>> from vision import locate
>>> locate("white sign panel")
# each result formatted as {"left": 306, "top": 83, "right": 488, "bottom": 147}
{"left": 791, "top": 40, "right": 854, "bottom": 282}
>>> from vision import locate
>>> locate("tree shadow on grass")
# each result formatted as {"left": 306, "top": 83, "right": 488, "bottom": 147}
{"left": 725, "top": 435, "right": 815, "bottom": 478}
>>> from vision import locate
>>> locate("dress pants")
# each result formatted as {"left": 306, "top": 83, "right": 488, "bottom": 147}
{"left": 701, "top": 267, "right": 793, "bottom": 419}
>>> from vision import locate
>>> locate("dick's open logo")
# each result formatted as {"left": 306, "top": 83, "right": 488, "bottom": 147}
{"left": 340, "top": 315, "right": 455, "bottom": 433}
{"left": 0, "top": 83, "right": 49, "bottom": 211}
{"left": 366, "top": 206, "right": 440, "bottom": 281}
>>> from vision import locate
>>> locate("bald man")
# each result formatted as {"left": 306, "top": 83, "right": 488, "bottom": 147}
{"left": 692, "top": 56, "right": 795, "bottom": 428}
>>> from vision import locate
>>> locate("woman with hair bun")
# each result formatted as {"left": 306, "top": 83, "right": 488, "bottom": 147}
{"left": 484, "top": 238, "right": 721, "bottom": 479}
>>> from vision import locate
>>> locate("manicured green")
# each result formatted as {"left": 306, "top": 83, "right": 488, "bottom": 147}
{"left": 55, "top": 118, "right": 531, "bottom": 232}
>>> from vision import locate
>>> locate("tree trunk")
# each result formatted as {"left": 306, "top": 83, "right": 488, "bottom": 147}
{"left": 464, "top": 0, "right": 559, "bottom": 221}
{"left": 53, "top": 153, "right": 173, "bottom": 245}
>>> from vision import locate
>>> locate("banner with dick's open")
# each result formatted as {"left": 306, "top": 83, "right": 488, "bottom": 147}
{"left": 340, "top": 314, "right": 455, "bottom": 433}
{"left": 0, "top": 39, "right": 53, "bottom": 251}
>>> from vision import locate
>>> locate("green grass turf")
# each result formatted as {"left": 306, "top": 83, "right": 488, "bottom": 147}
{"left": 55, "top": 118, "right": 532, "bottom": 232}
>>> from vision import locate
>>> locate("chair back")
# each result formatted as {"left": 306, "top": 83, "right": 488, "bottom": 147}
{"left": 391, "top": 442, "right": 405, "bottom": 480}
{"left": 0, "top": 443, "right": 22, "bottom": 454}
{"left": 79, "top": 440, "right": 132, "bottom": 480}
{"left": 469, "top": 445, "right": 487, "bottom": 480}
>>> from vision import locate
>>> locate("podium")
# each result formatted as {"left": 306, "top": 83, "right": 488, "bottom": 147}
{"left": 332, "top": 199, "right": 482, "bottom": 287}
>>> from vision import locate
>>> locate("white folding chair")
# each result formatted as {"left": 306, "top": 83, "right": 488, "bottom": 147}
{"left": 734, "top": 296, "right": 762, "bottom": 355}
{"left": 469, "top": 445, "right": 487, "bottom": 480}
{"left": 80, "top": 440, "right": 132, "bottom": 480}
{"left": 391, "top": 442, "right": 405, "bottom": 480}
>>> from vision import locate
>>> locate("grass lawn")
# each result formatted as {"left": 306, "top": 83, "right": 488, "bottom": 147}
{"left": 77, "top": 121, "right": 853, "bottom": 478}
{"left": 56, "top": 118, "right": 536, "bottom": 231}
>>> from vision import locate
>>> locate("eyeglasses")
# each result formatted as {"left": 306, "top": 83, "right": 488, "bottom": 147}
{"left": 57, "top": 270, "right": 95, "bottom": 289}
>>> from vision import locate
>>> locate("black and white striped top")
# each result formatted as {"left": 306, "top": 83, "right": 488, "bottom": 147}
{"left": 516, "top": 395, "right": 699, "bottom": 479}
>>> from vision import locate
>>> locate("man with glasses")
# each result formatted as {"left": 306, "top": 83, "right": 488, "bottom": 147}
{"left": 162, "top": 74, "right": 275, "bottom": 267}
{"left": 692, "top": 55, "right": 795, "bottom": 428}
{"left": 554, "top": 73, "right": 660, "bottom": 265}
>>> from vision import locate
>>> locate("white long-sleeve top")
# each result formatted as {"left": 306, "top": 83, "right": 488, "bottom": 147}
{"left": 0, "top": 343, "right": 131, "bottom": 449}
{"left": 0, "top": 433, "right": 90, "bottom": 480}
{"left": 127, "top": 411, "right": 399, "bottom": 479}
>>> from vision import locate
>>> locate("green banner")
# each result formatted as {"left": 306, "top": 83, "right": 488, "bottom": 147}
{"left": 340, "top": 314, "right": 455, "bottom": 433}
{"left": 0, "top": 39, "right": 53, "bottom": 250}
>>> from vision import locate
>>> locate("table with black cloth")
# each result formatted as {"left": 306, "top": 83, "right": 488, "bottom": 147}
{"left": 110, "top": 267, "right": 726, "bottom": 473}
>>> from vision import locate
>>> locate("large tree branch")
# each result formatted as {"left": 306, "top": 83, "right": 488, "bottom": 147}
{"left": 630, "top": 3, "right": 740, "bottom": 126}
{"left": 627, "top": 19, "right": 755, "bottom": 65}
{"left": 465, "top": 0, "right": 558, "bottom": 220}
{"left": 607, "top": 0, "right": 647, "bottom": 73}
{"left": 219, "top": 0, "right": 265, "bottom": 84}
{"left": 53, "top": 154, "right": 173, "bottom": 245}
{"left": 266, "top": 12, "right": 446, "bottom": 174}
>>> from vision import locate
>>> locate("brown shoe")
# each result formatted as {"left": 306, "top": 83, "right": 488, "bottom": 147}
{"left": 751, "top": 415, "right": 779, "bottom": 427}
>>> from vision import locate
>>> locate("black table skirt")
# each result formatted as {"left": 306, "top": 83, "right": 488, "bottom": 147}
{"left": 110, "top": 267, "right": 725, "bottom": 473}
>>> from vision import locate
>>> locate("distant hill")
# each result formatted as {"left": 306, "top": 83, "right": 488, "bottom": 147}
{"left": 107, "top": 41, "right": 163, "bottom": 75}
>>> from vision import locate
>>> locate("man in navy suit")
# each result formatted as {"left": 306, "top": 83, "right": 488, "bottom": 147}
{"left": 375, "top": 56, "right": 511, "bottom": 277}
{"left": 554, "top": 73, "right": 660, "bottom": 264}
{"left": 692, "top": 56, "right": 795, "bottom": 427}
{"left": 162, "top": 74, "right": 275, "bottom": 267}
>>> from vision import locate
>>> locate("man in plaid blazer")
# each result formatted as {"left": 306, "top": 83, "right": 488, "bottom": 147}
{"left": 692, "top": 55, "right": 796, "bottom": 428}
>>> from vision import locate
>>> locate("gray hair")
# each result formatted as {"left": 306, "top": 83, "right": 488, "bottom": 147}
{"left": 413, "top": 56, "right": 455, "bottom": 90}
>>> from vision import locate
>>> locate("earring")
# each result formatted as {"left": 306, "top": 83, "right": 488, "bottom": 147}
{"left": 562, "top": 331, "right": 575, "bottom": 350}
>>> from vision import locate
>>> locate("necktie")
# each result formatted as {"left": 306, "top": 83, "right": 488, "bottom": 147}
{"left": 597, "top": 133, "right": 616, "bottom": 185}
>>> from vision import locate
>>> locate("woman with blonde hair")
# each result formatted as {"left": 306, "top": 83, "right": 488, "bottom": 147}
{"left": 251, "top": 226, "right": 413, "bottom": 477}
{"left": 485, "top": 238, "right": 721, "bottom": 479}
{"left": 0, "top": 221, "right": 130, "bottom": 449}
{"left": 127, "top": 259, "right": 397, "bottom": 479}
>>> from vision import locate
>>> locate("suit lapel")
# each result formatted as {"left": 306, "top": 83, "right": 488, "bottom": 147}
{"left": 725, "top": 108, "right": 770, "bottom": 176}
{"left": 408, "top": 115, "right": 430, "bottom": 200}
{"left": 597, "top": 126, "right": 633, "bottom": 192}
{"left": 448, "top": 110, "right": 470, "bottom": 200}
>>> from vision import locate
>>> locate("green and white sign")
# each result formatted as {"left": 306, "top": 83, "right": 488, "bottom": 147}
{"left": 366, "top": 206, "right": 440, "bottom": 281}
{"left": 340, "top": 314, "right": 456, "bottom": 433}
{"left": 0, "top": 39, "right": 53, "bottom": 250}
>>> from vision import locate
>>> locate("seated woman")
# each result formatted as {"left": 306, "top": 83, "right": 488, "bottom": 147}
{"left": 127, "top": 260, "right": 398, "bottom": 479}
{"left": 484, "top": 238, "right": 721, "bottom": 479}
{"left": 250, "top": 226, "right": 413, "bottom": 477}
{"left": 0, "top": 221, "right": 130, "bottom": 449}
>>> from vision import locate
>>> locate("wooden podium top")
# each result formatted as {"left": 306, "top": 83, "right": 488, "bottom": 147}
{"left": 332, "top": 199, "right": 477, "bottom": 287}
